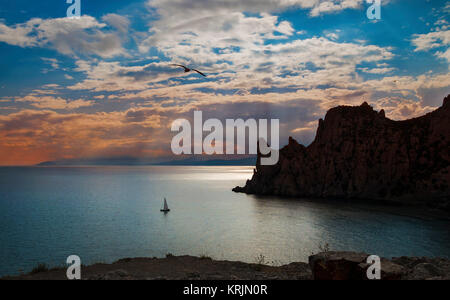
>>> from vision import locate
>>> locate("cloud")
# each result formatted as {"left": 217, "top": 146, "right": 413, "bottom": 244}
{"left": 1, "top": 70, "right": 448, "bottom": 165}
{"left": 0, "top": 16, "right": 126, "bottom": 58}
{"left": 136, "top": 0, "right": 394, "bottom": 104}
{"left": 68, "top": 60, "right": 186, "bottom": 92}
{"left": 436, "top": 48, "right": 450, "bottom": 62}
{"left": 0, "top": 20, "right": 36, "bottom": 47}
{"left": 412, "top": 30, "right": 450, "bottom": 62}
{"left": 15, "top": 94, "right": 94, "bottom": 110}
{"left": 102, "top": 13, "right": 131, "bottom": 34}
{"left": 325, "top": 32, "right": 339, "bottom": 40}
{"left": 65, "top": 30, "right": 397, "bottom": 123}
{"left": 359, "top": 67, "right": 395, "bottom": 74}
{"left": 309, "top": 0, "right": 362, "bottom": 17}
{"left": 0, "top": 108, "right": 167, "bottom": 165}
{"left": 0, "top": 0, "right": 447, "bottom": 166}
{"left": 147, "top": 0, "right": 365, "bottom": 18}
{"left": 41, "top": 58, "right": 60, "bottom": 69}
{"left": 139, "top": 12, "right": 296, "bottom": 55}
{"left": 0, "top": 98, "right": 322, "bottom": 165}
{"left": 412, "top": 30, "right": 450, "bottom": 51}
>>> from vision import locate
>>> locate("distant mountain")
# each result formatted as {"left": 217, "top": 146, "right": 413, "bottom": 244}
{"left": 37, "top": 156, "right": 257, "bottom": 166}
{"left": 234, "top": 95, "right": 450, "bottom": 212}
{"left": 157, "top": 157, "right": 257, "bottom": 166}
{"left": 38, "top": 157, "right": 153, "bottom": 166}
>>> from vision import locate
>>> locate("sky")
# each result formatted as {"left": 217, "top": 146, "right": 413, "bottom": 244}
{"left": 0, "top": 0, "right": 449, "bottom": 165}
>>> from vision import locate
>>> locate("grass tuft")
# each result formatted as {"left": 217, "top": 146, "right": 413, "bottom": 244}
{"left": 254, "top": 254, "right": 266, "bottom": 265}
{"left": 30, "top": 263, "right": 49, "bottom": 274}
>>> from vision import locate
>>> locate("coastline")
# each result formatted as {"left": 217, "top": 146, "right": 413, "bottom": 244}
{"left": 2, "top": 252, "right": 449, "bottom": 280}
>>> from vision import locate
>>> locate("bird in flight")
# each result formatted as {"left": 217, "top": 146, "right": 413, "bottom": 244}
{"left": 170, "top": 64, "right": 207, "bottom": 77}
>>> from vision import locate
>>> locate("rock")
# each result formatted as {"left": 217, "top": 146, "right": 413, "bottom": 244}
{"left": 281, "top": 262, "right": 313, "bottom": 280}
{"left": 114, "top": 269, "right": 129, "bottom": 278}
{"left": 408, "top": 263, "right": 446, "bottom": 280}
{"left": 392, "top": 257, "right": 450, "bottom": 280}
{"left": 7, "top": 253, "right": 449, "bottom": 281}
{"left": 93, "top": 269, "right": 132, "bottom": 280}
{"left": 146, "top": 276, "right": 167, "bottom": 280}
{"left": 206, "top": 274, "right": 226, "bottom": 280}
{"left": 380, "top": 260, "right": 406, "bottom": 280}
{"left": 391, "top": 256, "right": 426, "bottom": 269}
{"left": 425, "top": 276, "right": 450, "bottom": 280}
{"left": 186, "top": 272, "right": 201, "bottom": 278}
{"left": 233, "top": 95, "right": 450, "bottom": 211}
{"left": 309, "top": 252, "right": 368, "bottom": 280}
{"left": 309, "top": 252, "right": 406, "bottom": 280}
{"left": 358, "top": 259, "right": 405, "bottom": 280}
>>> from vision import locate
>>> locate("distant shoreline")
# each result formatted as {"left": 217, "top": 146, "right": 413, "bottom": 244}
{"left": 34, "top": 157, "right": 257, "bottom": 167}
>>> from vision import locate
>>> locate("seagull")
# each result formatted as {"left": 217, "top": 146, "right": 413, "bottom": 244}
{"left": 170, "top": 64, "right": 207, "bottom": 77}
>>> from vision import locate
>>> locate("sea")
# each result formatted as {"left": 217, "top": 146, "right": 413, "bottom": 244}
{"left": 0, "top": 166, "right": 449, "bottom": 276}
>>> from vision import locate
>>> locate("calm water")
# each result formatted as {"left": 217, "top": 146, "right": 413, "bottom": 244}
{"left": 0, "top": 166, "right": 449, "bottom": 276}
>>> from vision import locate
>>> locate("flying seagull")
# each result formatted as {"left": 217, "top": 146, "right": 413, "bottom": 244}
{"left": 170, "top": 64, "right": 206, "bottom": 77}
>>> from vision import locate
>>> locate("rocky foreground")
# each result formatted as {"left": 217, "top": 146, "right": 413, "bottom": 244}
{"left": 3, "top": 252, "right": 449, "bottom": 280}
{"left": 234, "top": 95, "right": 450, "bottom": 211}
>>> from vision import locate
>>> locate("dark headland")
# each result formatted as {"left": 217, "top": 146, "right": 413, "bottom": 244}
{"left": 234, "top": 95, "right": 450, "bottom": 212}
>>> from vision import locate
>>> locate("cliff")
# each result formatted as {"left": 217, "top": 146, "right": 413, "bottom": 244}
{"left": 234, "top": 95, "right": 450, "bottom": 211}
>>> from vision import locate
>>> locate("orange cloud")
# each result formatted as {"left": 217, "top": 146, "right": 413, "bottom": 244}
{"left": 0, "top": 109, "right": 167, "bottom": 165}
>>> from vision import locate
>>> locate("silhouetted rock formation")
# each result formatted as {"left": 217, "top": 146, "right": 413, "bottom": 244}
{"left": 234, "top": 95, "right": 450, "bottom": 211}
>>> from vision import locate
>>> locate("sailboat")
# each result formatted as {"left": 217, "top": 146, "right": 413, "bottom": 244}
{"left": 161, "top": 198, "right": 170, "bottom": 212}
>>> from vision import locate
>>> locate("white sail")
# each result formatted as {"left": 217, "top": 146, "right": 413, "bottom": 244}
{"left": 163, "top": 198, "right": 169, "bottom": 211}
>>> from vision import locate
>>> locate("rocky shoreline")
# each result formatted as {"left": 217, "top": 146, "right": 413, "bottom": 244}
{"left": 2, "top": 252, "right": 449, "bottom": 280}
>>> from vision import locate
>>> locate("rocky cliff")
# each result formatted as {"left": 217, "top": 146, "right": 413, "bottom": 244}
{"left": 234, "top": 95, "right": 450, "bottom": 211}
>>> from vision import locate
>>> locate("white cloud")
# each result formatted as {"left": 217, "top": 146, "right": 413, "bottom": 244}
{"left": 147, "top": 0, "right": 365, "bottom": 18}
{"left": 359, "top": 67, "right": 395, "bottom": 74}
{"left": 102, "top": 14, "right": 131, "bottom": 34}
{"left": 436, "top": 48, "right": 450, "bottom": 62}
{"left": 68, "top": 60, "right": 186, "bottom": 92}
{"left": 309, "top": 0, "right": 361, "bottom": 17}
{"left": 139, "top": 12, "right": 296, "bottom": 55}
{"left": 41, "top": 58, "right": 60, "bottom": 70}
{"left": 0, "top": 20, "right": 36, "bottom": 47}
{"left": 0, "top": 16, "right": 126, "bottom": 58}
{"left": 412, "top": 30, "right": 450, "bottom": 51}
{"left": 71, "top": 35, "right": 394, "bottom": 95}
{"left": 412, "top": 30, "right": 450, "bottom": 62}
{"left": 325, "top": 32, "right": 339, "bottom": 40}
